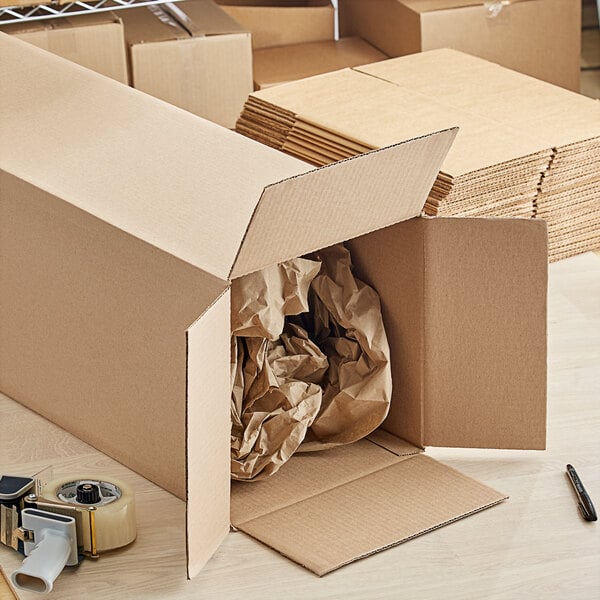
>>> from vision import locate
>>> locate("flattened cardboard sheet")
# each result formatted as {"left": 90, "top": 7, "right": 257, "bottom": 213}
{"left": 233, "top": 448, "right": 506, "bottom": 575}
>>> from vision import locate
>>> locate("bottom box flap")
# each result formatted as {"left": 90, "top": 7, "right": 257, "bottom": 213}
{"left": 232, "top": 446, "right": 506, "bottom": 575}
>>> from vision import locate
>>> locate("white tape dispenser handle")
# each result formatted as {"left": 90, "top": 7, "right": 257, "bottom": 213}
{"left": 10, "top": 476, "right": 136, "bottom": 595}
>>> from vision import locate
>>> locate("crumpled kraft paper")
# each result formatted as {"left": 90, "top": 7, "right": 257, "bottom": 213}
{"left": 231, "top": 245, "right": 391, "bottom": 481}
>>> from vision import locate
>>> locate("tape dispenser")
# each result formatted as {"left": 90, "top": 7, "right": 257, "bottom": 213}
{"left": 0, "top": 473, "right": 136, "bottom": 594}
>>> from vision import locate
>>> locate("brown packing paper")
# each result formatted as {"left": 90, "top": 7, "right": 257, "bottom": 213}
{"left": 231, "top": 245, "right": 392, "bottom": 480}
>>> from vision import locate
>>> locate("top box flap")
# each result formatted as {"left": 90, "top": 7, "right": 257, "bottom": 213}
{"left": 230, "top": 127, "right": 457, "bottom": 278}
{"left": 232, "top": 443, "right": 506, "bottom": 575}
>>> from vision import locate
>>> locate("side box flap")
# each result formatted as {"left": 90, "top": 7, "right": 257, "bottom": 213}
{"left": 422, "top": 217, "right": 548, "bottom": 449}
{"left": 233, "top": 449, "right": 506, "bottom": 576}
{"left": 230, "top": 127, "right": 457, "bottom": 278}
{"left": 187, "top": 290, "right": 231, "bottom": 577}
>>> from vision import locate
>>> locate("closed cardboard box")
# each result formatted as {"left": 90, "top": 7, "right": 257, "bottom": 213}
{"left": 218, "top": 0, "right": 334, "bottom": 48}
{"left": 1, "top": 34, "right": 547, "bottom": 579}
{"left": 252, "top": 37, "right": 387, "bottom": 89}
{"left": 121, "top": 0, "right": 253, "bottom": 128}
{"left": 339, "top": 0, "right": 581, "bottom": 91}
{"left": 1, "top": 12, "right": 128, "bottom": 84}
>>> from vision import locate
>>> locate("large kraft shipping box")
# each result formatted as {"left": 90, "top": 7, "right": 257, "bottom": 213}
{"left": 120, "top": 0, "right": 253, "bottom": 128}
{"left": 339, "top": 0, "right": 581, "bottom": 91}
{"left": 1, "top": 12, "right": 128, "bottom": 84}
{"left": 1, "top": 35, "right": 547, "bottom": 578}
{"left": 217, "top": 0, "right": 334, "bottom": 48}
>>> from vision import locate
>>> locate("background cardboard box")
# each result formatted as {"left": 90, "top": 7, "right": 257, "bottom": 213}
{"left": 121, "top": 0, "right": 253, "bottom": 128}
{"left": 339, "top": 0, "right": 581, "bottom": 91}
{"left": 2, "top": 34, "right": 547, "bottom": 580}
{"left": 217, "top": 0, "right": 334, "bottom": 48}
{"left": 1, "top": 12, "right": 128, "bottom": 84}
{"left": 252, "top": 37, "right": 387, "bottom": 89}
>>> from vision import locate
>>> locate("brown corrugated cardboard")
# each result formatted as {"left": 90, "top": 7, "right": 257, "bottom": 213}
{"left": 121, "top": 0, "right": 253, "bottom": 128}
{"left": 1, "top": 12, "right": 128, "bottom": 83}
{"left": 1, "top": 35, "right": 548, "bottom": 579}
{"left": 339, "top": 0, "right": 581, "bottom": 91}
{"left": 218, "top": 0, "right": 334, "bottom": 49}
{"left": 253, "top": 37, "right": 387, "bottom": 89}
{"left": 237, "top": 49, "right": 600, "bottom": 261}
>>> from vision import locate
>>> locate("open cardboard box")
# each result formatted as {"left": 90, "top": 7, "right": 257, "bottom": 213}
{"left": 0, "top": 35, "right": 547, "bottom": 577}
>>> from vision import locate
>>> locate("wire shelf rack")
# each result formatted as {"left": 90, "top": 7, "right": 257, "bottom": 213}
{"left": 0, "top": 0, "right": 181, "bottom": 25}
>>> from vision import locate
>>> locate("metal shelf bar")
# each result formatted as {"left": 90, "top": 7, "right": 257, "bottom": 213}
{"left": 0, "top": 0, "right": 182, "bottom": 25}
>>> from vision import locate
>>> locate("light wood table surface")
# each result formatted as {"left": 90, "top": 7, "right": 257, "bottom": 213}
{"left": 1, "top": 252, "right": 599, "bottom": 600}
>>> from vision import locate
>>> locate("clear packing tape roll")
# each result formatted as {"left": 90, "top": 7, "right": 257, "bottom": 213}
{"left": 231, "top": 244, "right": 392, "bottom": 481}
{"left": 39, "top": 476, "right": 136, "bottom": 554}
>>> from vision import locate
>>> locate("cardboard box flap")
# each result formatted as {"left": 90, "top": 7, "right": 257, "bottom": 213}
{"left": 233, "top": 451, "right": 506, "bottom": 575}
{"left": 230, "top": 127, "right": 458, "bottom": 278}
{"left": 187, "top": 289, "right": 231, "bottom": 577}
{"left": 0, "top": 34, "right": 310, "bottom": 282}
{"left": 346, "top": 216, "right": 547, "bottom": 451}
{"left": 171, "top": 0, "right": 249, "bottom": 36}
{"left": 231, "top": 434, "right": 420, "bottom": 525}
{"left": 422, "top": 217, "right": 547, "bottom": 449}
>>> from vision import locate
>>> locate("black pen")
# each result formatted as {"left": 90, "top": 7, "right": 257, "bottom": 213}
{"left": 566, "top": 464, "right": 597, "bottom": 522}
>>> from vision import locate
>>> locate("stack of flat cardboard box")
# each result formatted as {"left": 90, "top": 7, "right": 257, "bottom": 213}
{"left": 237, "top": 49, "right": 600, "bottom": 260}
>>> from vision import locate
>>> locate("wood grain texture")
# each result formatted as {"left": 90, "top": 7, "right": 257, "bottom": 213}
{"left": 1, "top": 252, "right": 599, "bottom": 600}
